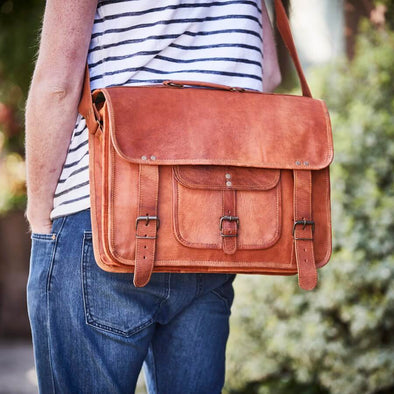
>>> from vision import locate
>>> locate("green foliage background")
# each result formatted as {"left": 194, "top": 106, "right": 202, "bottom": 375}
{"left": 0, "top": 0, "right": 43, "bottom": 97}
{"left": 225, "top": 20, "right": 394, "bottom": 394}
{"left": 0, "top": 0, "right": 44, "bottom": 213}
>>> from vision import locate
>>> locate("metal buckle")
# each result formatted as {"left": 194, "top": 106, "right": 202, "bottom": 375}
{"left": 219, "top": 216, "right": 239, "bottom": 237}
{"left": 135, "top": 215, "right": 160, "bottom": 239}
{"left": 135, "top": 215, "right": 160, "bottom": 230}
{"left": 292, "top": 220, "right": 315, "bottom": 240}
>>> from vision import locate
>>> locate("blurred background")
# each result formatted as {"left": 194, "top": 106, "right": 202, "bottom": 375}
{"left": 0, "top": 0, "right": 393, "bottom": 393}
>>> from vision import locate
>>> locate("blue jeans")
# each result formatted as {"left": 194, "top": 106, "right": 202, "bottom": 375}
{"left": 27, "top": 209, "right": 235, "bottom": 393}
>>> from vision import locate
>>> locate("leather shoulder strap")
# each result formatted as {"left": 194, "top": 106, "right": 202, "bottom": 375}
{"left": 274, "top": 0, "right": 312, "bottom": 97}
{"left": 79, "top": 64, "right": 98, "bottom": 132}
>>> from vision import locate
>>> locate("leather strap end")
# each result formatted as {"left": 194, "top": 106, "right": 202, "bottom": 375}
{"left": 78, "top": 65, "right": 92, "bottom": 119}
{"left": 299, "top": 272, "right": 318, "bottom": 291}
{"left": 295, "top": 239, "right": 318, "bottom": 290}
{"left": 133, "top": 259, "right": 154, "bottom": 288}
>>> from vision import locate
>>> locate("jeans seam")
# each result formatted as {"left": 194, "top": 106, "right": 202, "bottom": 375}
{"left": 31, "top": 233, "right": 56, "bottom": 240}
{"left": 45, "top": 215, "right": 67, "bottom": 393}
{"left": 151, "top": 273, "right": 171, "bottom": 324}
{"left": 196, "top": 273, "right": 203, "bottom": 297}
{"left": 87, "top": 318, "right": 155, "bottom": 337}
{"left": 45, "top": 216, "right": 67, "bottom": 293}
{"left": 160, "top": 273, "right": 171, "bottom": 303}
{"left": 81, "top": 232, "right": 92, "bottom": 332}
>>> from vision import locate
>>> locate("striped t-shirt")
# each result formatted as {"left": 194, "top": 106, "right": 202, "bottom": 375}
{"left": 50, "top": 0, "right": 264, "bottom": 219}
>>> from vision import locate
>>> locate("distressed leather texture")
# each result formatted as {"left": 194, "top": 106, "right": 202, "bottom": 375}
{"left": 78, "top": 0, "right": 333, "bottom": 290}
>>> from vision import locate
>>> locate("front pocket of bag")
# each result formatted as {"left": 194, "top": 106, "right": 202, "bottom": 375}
{"left": 81, "top": 232, "right": 170, "bottom": 337}
{"left": 173, "top": 166, "right": 281, "bottom": 250}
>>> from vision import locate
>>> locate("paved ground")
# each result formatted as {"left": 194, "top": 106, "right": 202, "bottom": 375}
{"left": 0, "top": 341, "right": 37, "bottom": 394}
{"left": 0, "top": 341, "right": 146, "bottom": 393}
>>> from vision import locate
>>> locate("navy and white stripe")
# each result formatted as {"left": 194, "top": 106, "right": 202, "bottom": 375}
{"left": 51, "top": 0, "right": 264, "bottom": 219}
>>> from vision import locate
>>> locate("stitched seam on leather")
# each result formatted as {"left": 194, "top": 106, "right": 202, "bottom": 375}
{"left": 102, "top": 109, "right": 121, "bottom": 264}
{"left": 109, "top": 142, "right": 116, "bottom": 257}
{"left": 89, "top": 132, "right": 108, "bottom": 267}
{"left": 221, "top": 189, "right": 224, "bottom": 251}
{"left": 308, "top": 170, "right": 312, "bottom": 219}
{"left": 114, "top": 159, "right": 329, "bottom": 170}
{"left": 103, "top": 127, "right": 112, "bottom": 258}
{"left": 152, "top": 260, "right": 295, "bottom": 267}
{"left": 88, "top": 261, "right": 296, "bottom": 271}
{"left": 321, "top": 99, "right": 334, "bottom": 165}
{"left": 315, "top": 168, "right": 332, "bottom": 267}
{"left": 96, "top": 123, "right": 135, "bottom": 268}
{"left": 174, "top": 166, "right": 281, "bottom": 190}
{"left": 144, "top": 154, "right": 325, "bottom": 172}
{"left": 135, "top": 165, "right": 143, "bottom": 278}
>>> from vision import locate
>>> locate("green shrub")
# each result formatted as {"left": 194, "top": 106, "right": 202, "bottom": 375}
{"left": 225, "top": 21, "right": 394, "bottom": 394}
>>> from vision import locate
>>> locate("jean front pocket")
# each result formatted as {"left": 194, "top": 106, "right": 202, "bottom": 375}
{"left": 29, "top": 233, "right": 58, "bottom": 281}
{"left": 27, "top": 231, "right": 59, "bottom": 326}
{"left": 81, "top": 232, "right": 170, "bottom": 337}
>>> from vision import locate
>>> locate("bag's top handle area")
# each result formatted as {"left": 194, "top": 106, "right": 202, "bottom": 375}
{"left": 79, "top": 0, "right": 312, "bottom": 130}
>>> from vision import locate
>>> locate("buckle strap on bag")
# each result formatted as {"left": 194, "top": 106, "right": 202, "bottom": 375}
{"left": 134, "top": 164, "right": 159, "bottom": 287}
{"left": 220, "top": 190, "right": 238, "bottom": 254}
{"left": 293, "top": 170, "right": 317, "bottom": 290}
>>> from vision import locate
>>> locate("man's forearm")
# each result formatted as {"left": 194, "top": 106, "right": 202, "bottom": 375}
{"left": 25, "top": 78, "right": 82, "bottom": 232}
{"left": 24, "top": 0, "right": 97, "bottom": 233}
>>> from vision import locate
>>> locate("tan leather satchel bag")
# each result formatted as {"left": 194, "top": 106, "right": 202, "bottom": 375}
{"left": 79, "top": 0, "right": 333, "bottom": 291}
